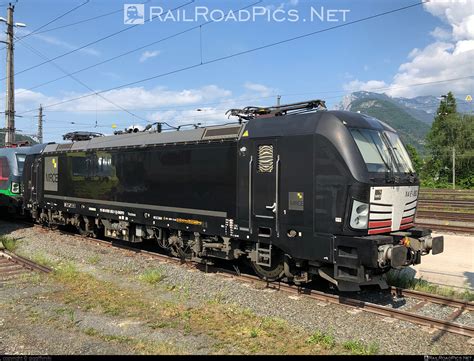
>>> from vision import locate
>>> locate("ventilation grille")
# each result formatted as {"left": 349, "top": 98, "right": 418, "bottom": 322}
{"left": 57, "top": 143, "right": 73, "bottom": 151}
{"left": 202, "top": 125, "right": 242, "bottom": 140}
{"left": 258, "top": 145, "right": 274, "bottom": 173}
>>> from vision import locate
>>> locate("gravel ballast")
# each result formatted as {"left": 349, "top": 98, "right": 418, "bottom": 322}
{"left": 0, "top": 220, "right": 472, "bottom": 355}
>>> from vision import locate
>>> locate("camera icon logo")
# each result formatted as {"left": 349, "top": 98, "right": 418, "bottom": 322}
{"left": 124, "top": 4, "right": 145, "bottom": 24}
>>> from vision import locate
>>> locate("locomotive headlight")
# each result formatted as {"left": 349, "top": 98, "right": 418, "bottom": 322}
{"left": 350, "top": 200, "right": 369, "bottom": 229}
{"left": 11, "top": 182, "right": 20, "bottom": 194}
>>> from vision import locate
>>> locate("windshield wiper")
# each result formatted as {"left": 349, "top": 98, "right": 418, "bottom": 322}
{"left": 367, "top": 131, "right": 395, "bottom": 183}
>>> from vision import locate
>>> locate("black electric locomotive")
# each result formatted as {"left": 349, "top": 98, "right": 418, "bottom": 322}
{"left": 22, "top": 100, "right": 443, "bottom": 291}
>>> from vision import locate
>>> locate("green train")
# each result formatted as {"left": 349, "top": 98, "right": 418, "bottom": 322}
{"left": 0, "top": 144, "right": 46, "bottom": 213}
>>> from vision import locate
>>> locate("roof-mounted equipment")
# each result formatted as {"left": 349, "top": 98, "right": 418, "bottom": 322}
{"left": 226, "top": 99, "right": 326, "bottom": 121}
{"left": 63, "top": 131, "right": 104, "bottom": 142}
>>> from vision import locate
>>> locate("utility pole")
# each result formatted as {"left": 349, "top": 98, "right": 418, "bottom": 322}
{"left": 37, "top": 105, "right": 43, "bottom": 143}
{"left": 4, "top": 4, "right": 15, "bottom": 146}
{"left": 452, "top": 146, "right": 455, "bottom": 190}
{"left": 0, "top": 4, "right": 26, "bottom": 147}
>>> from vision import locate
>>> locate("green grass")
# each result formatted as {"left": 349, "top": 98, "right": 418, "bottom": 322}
{"left": 0, "top": 236, "right": 17, "bottom": 252}
{"left": 342, "top": 340, "right": 379, "bottom": 355}
{"left": 45, "top": 265, "right": 386, "bottom": 355}
{"left": 55, "top": 261, "right": 80, "bottom": 281}
{"left": 81, "top": 327, "right": 181, "bottom": 354}
{"left": 306, "top": 331, "right": 336, "bottom": 349}
{"left": 31, "top": 252, "right": 56, "bottom": 268}
{"left": 84, "top": 327, "right": 100, "bottom": 336}
{"left": 87, "top": 255, "right": 101, "bottom": 265}
{"left": 138, "top": 269, "right": 164, "bottom": 285}
{"left": 386, "top": 270, "right": 474, "bottom": 302}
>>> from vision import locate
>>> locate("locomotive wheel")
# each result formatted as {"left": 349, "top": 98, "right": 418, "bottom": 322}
{"left": 250, "top": 247, "right": 285, "bottom": 282}
{"left": 77, "top": 217, "right": 97, "bottom": 238}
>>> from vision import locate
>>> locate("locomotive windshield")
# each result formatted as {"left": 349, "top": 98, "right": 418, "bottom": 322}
{"left": 350, "top": 128, "right": 414, "bottom": 174}
{"left": 384, "top": 131, "right": 415, "bottom": 173}
{"left": 16, "top": 154, "right": 26, "bottom": 174}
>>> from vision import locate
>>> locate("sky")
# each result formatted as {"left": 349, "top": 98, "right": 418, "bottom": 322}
{"left": 0, "top": 0, "right": 472, "bottom": 143}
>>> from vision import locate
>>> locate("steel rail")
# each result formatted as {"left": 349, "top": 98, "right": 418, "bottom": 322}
{"left": 389, "top": 287, "right": 474, "bottom": 312}
{"left": 35, "top": 224, "right": 474, "bottom": 338}
{"left": 418, "top": 200, "right": 474, "bottom": 208}
{"left": 416, "top": 211, "right": 474, "bottom": 222}
{"left": 0, "top": 250, "right": 52, "bottom": 274}
{"left": 414, "top": 222, "right": 474, "bottom": 234}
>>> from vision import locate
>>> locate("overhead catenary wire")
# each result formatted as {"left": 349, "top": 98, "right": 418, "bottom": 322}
{"left": 15, "top": 36, "right": 149, "bottom": 122}
{"left": 16, "top": 0, "right": 432, "bottom": 116}
{"left": 6, "top": 0, "right": 263, "bottom": 101}
{"left": 16, "top": 0, "right": 91, "bottom": 40}
{"left": 0, "top": 0, "right": 91, "bottom": 52}
{"left": 30, "top": 1, "right": 153, "bottom": 36}
{"left": 0, "top": 0, "right": 195, "bottom": 82}
{"left": 15, "top": 75, "right": 472, "bottom": 134}
{"left": 15, "top": 76, "right": 473, "bottom": 115}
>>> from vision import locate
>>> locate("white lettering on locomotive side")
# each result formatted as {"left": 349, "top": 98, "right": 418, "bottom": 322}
{"left": 99, "top": 208, "right": 125, "bottom": 215}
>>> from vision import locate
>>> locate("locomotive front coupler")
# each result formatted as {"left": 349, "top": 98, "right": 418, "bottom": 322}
{"left": 391, "top": 228, "right": 444, "bottom": 264}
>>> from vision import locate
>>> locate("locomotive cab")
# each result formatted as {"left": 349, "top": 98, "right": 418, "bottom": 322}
{"left": 238, "top": 106, "right": 443, "bottom": 291}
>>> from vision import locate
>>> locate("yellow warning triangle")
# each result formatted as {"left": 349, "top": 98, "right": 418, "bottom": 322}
{"left": 466, "top": 95, "right": 472, "bottom": 102}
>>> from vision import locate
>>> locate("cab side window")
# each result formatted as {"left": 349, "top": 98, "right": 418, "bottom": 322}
{"left": 0, "top": 156, "right": 11, "bottom": 189}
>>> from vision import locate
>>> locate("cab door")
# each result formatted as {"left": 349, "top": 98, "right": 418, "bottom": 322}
{"left": 29, "top": 157, "right": 42, "bottom": 204}
{"left": 251, "top": 139, "right": 280, "bottom": 239}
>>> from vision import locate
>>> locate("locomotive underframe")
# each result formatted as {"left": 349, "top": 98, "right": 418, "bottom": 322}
{"left": 27, "top": 200, "right": 443, "bottom": 291}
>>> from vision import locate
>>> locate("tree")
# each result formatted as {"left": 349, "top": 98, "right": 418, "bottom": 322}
{"left": 425, "top": 92, "right": 473, "bottom": 187}
{"left": 405, "top": 143, "right": 422, "bottom": 174}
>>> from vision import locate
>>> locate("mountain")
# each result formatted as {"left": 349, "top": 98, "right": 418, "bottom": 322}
{"left": 0, "top": 130, "right": 38, "bottom": 147}
{"left": 335, "top": 91, "right": 472, "bottom": 154}
{"left": 335, "top": 92, "right": 431, "bottom": 153}
{"left": 336, "top": 91, "right": 470, "bottom": 125}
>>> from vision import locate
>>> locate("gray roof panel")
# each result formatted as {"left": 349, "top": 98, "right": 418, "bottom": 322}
{"left": 43, "top": 124, "right": 244, "bottom": 154}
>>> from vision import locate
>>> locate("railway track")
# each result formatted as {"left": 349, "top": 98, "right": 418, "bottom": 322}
{"left": 0, "top": 249, "right": 52, "bottom": 284}
{"left": 37, "top": 224, "right": 474, "bottom": 339}
{"left": 415, "top": 222, "right": 474, "bottom": 234}
{"left": 415, "top": 211, "right": 474, "bottom": 223}
{"left": 415, "top": 192, "right": 474, "bottom": 233}
{"left": 418, "top": 199, "right": 474, "bottom": 209}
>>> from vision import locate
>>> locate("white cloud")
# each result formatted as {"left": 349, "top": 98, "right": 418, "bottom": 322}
{"left": 148, "top": 106, "right": 231, "bottom": 127}
{"left": 430, "top": 26, "right": 452, "bottom": 41}
{"left": 266, "top": 0, "right": 299, "bottom": 11}
{"left": 11, "top": 85, "right": 233, "bottom": 116}
{"left": 30, "top": 32, "right": 100, "bottom": 56}
{"left": 139, "top": 50, "right": 161, "bottom": 63}
{"left": 244, "top": 82, "right": 276, "bottom": 97}
{"left": 11, "top": 83, "right": 283, "bottom": 134}
{"left": 424, "top": 0, "right": 474, "bottom": 40}
{"left": 342, "top": 0, "right": 474, "bottom": 98}
{"left": 343, "top": 79, "right": 388, "bottom": 93}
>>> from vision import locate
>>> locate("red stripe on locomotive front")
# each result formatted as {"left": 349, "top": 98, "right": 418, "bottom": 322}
{"left": 399, "top": 223, "right": 414, "bottom": 230}
{"left": 368, "top": 220, "right": 392, "bottom": 228}
{"left": 368, "top": 226, "right": 392, "bottom": 235}
{"left": 401, "top": 216, "right": 414, "bottom": 225}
